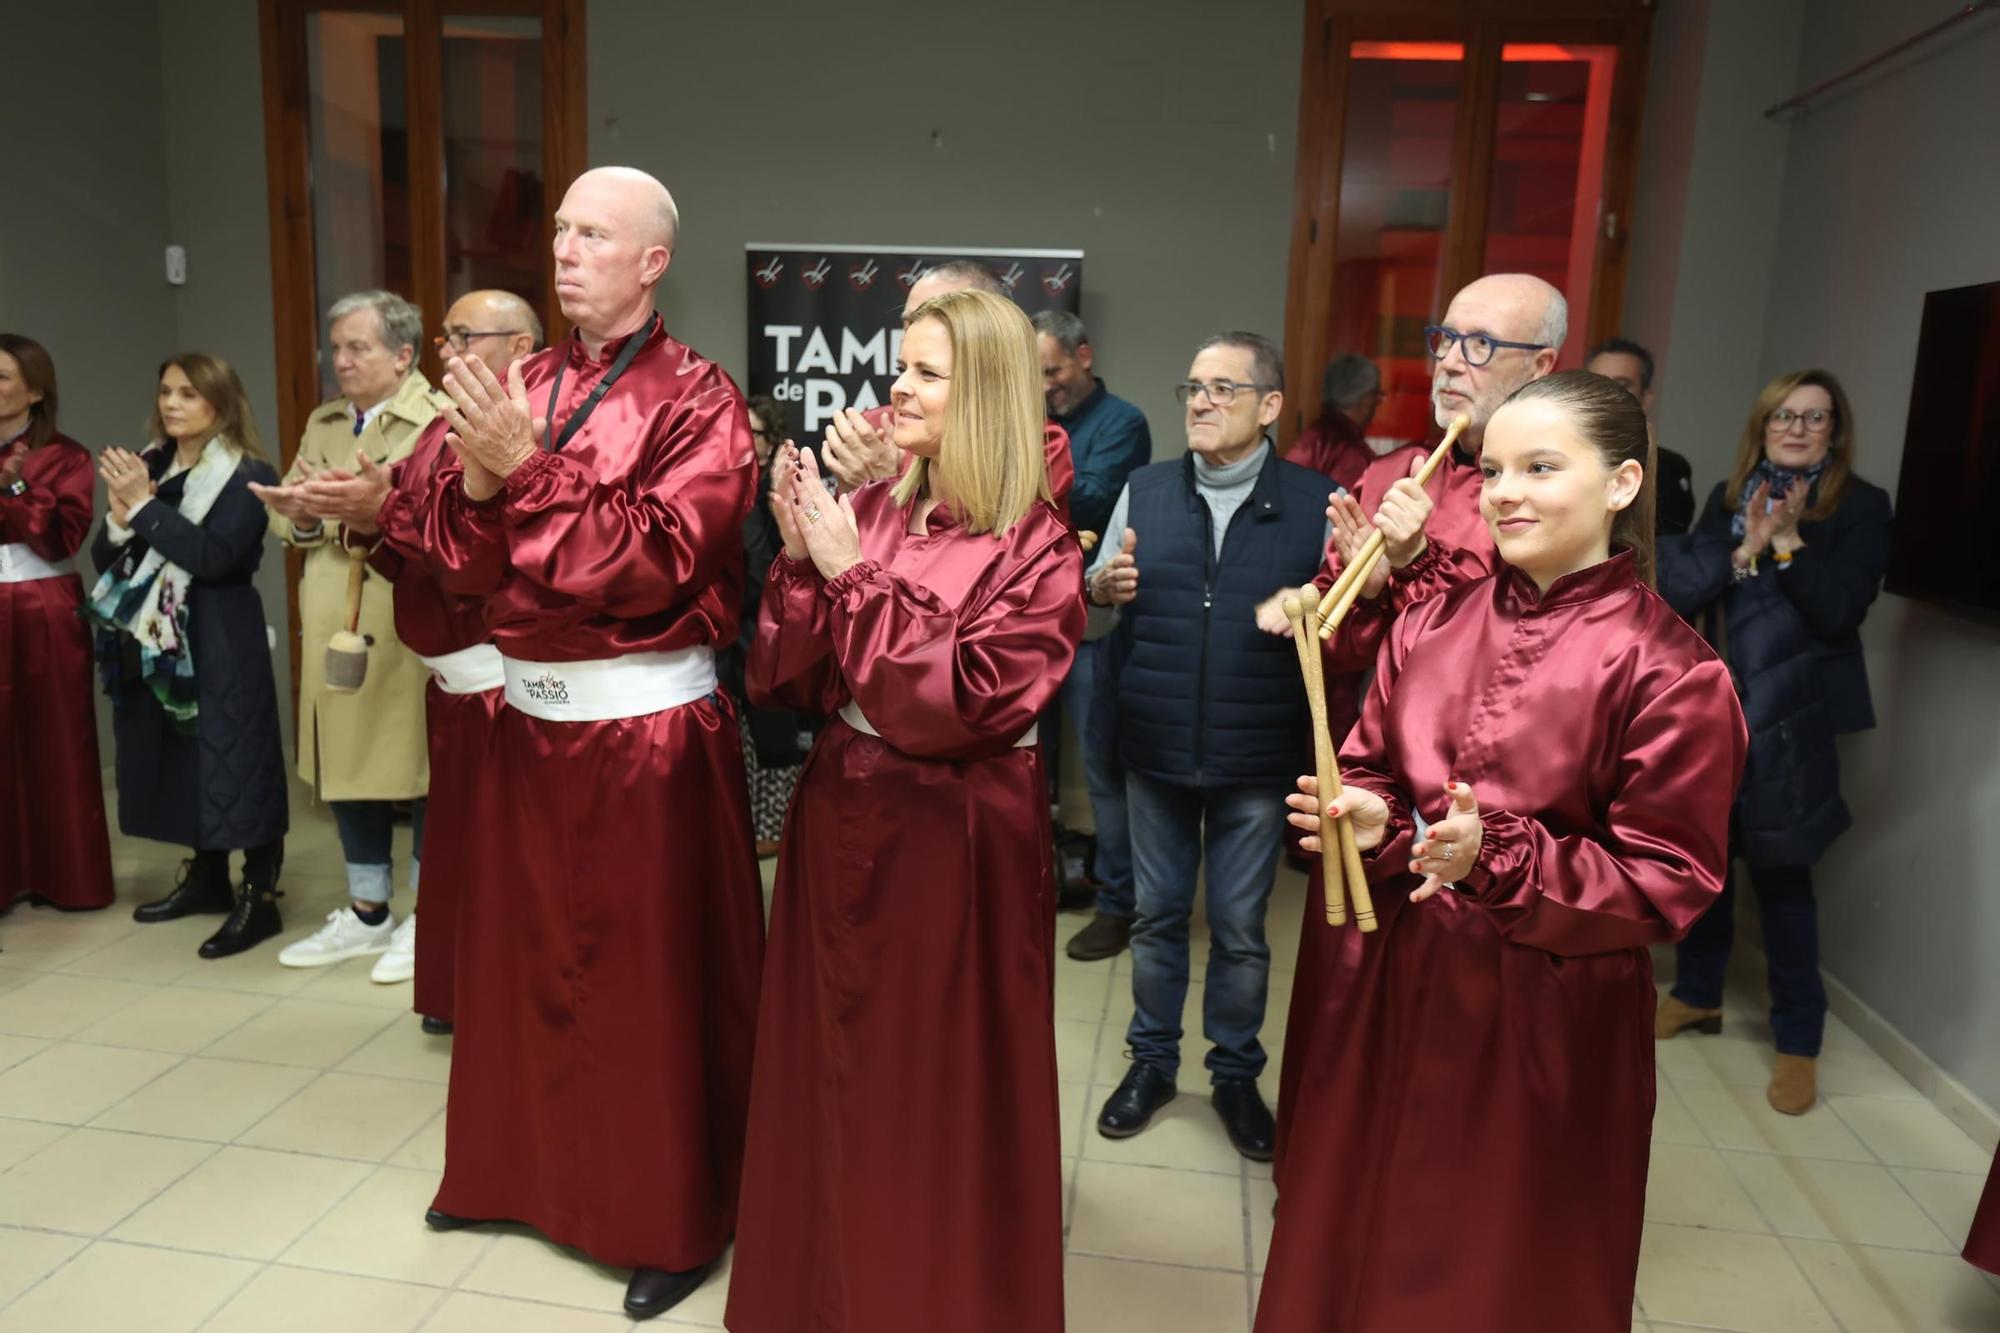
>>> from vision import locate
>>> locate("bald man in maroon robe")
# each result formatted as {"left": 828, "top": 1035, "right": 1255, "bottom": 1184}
{"left": 408, "top": 167, "right": 765, "bottom": 1322}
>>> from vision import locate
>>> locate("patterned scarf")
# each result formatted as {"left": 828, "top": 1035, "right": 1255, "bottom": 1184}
{"left": 82, "top": 437, "right": 240, "bottom": 732}
{"left": 1730, "top": 457, "right": 1826, "bottom": 540}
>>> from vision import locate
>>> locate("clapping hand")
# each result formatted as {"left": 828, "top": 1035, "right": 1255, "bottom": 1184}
{"left": 440, "top": 352, "right": 543, "bottom": 501}
{"left": 768, "top": 440, "right": 811, "bottom": 560}
{"left": 789, "top": 445, "right": 863, "bottom": 580}
{"left": 99, "top": 448, "right": 156, "bottom": 526}
{"left": 1327, "top": 493, "right": 1391, "bottom": 600}
{"left": 299, "top": 450, "right": 393, "bottom": 535}
{"left": 1409, "top": 781, "right": 1482, "bottom": 902}
{"left": 820, "top": 408, "right": 901, "bottom": 490}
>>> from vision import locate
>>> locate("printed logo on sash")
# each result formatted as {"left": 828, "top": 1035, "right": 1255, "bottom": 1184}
{"left": 522, "top": 672, "right": 570, "bottom": 705}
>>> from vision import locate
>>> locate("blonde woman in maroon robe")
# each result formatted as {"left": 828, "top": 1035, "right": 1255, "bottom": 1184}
{"left": 729, "top": 288, "right": 1084, "bottom": 1333}
{"left": 1257, "top": 371, "right": 1748, "bottom": 1333}
{"left": 0, "top": 334, "right": 114, "bottom": 912}
{"left": 404, "top": 168, "right": 765, "bottom": 1322}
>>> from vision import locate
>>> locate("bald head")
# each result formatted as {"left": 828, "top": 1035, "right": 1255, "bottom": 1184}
{"left": 554, "top": 167, "right": 680, "bottom": 350}
{"left": 904, "top": 262, "right": 1006, "bottom": 319}
{"left": 1430, "top": 273, "right": 1567, "bottom": 441}
{"left": 443, "top": 289, "right": 541, "bottom": 378}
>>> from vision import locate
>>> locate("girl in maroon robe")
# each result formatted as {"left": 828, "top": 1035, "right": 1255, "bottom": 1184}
{"left": 730, "top": 290, "right": 1084, "bottom": 1333}
{"left": 1258, "top": 371, "right": 1747, "bottom": 1333}
{"left": 0, "top": 334, "right": 114, "bottom": 912}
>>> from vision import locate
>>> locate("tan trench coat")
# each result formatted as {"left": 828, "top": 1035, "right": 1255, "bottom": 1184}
{"left": 272, "top": 371, "right": 450, "bottom": 800}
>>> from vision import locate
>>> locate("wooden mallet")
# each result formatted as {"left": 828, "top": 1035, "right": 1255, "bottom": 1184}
{"left": 1283, "top": 594, "right": 1375, "bottom": 931}
{"left": 1316, "top": 411, "right": 1472, "bottom": 640}
{"left": 324, "top": 545, "right": 369, "bottom": 693}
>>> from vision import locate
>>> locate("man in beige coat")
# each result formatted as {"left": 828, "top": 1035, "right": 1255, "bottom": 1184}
{"left": 254, "top": 290, "right": 448, "bottom": 969}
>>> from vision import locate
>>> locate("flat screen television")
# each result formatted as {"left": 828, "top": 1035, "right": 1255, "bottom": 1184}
{"left": 1884, "top": 279, "right": 2000, "bottom": 623}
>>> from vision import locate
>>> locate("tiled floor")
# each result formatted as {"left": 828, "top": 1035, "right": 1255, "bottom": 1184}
{"left": 2, "top": 781, "right": 1997, "bottom": 1331}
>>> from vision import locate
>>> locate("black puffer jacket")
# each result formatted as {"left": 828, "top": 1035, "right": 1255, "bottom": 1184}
{"left": 1658, "top": 476, "right": 1892, "bottom": 867}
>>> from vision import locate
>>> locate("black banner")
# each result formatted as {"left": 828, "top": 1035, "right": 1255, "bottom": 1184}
{"left": 745, "top": 245, "right": 1084, "bottom": 437}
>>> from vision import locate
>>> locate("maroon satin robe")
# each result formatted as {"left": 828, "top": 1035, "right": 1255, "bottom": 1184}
{"left": 1277, "top": 438, "right": 1495, "bottom": 1167}
{"left": 1283, "top": 411, "right": 1374, "bottom": 494}
{"left": 408, "top": 320, "right": 766, "bottom": 1272}
{"left": 1968, "top": 1154, "right": 2000, "bottom": 1274}
{"left": 1257, "top": 553, "right": 1746, "bottom": 1333}
{"left": 728, "top": 486, "right": 1084, "bottom": 1333}
{"left": 2, "top": 436, "right": 114, "bottom": 910}
{"left": 366, "top": 422, "right": 505, "bottom": 1023}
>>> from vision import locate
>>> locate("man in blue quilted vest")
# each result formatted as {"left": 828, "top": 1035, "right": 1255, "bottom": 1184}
{"left": 1085, "top": 331, "right": 1332, "bottom": 1161}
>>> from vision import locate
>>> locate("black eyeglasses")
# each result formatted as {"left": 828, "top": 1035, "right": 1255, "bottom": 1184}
{"left": 441, "top": 328, "right": 526, "bottom": 351}
{"left": 1173, "top": 380, "right": 1276, "bottom": 407}
{"left": 1423, "top": 325, "right": 1548, "bottom": 367}
{"left": 1768, "top": 407, "right": 1834, "bottom": 432}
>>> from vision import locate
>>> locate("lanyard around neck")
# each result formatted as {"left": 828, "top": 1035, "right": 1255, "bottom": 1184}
{"left": 544, "top": 314, "right": 659, "bottom": 453}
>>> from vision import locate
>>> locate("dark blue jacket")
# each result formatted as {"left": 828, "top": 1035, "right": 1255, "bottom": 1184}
{"left": 1116, "top": 449, "right": 1329, "bottom": 789}
{"left": 1659, "top": 477, "right": 1892, "bottom": 867}
{"left": 1054, "top": 379, "right": 1152, "bottom": 538}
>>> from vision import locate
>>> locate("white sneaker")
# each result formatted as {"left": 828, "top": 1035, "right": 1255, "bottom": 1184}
{"left": 371, "top": 915, "right": 417, "bottom": 984}
{"left": 278, "top": 907, "right": 397, "bottom": 969}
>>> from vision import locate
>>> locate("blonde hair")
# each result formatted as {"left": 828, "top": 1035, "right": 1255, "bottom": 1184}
{"left": 890, "top": 289, "right": 1049, "bottom": 535}
{"left": 1724, "top": 369, "right": 1856, "bottom": 523}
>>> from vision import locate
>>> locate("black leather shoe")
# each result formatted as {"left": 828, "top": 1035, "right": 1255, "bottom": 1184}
{"left": 1097, "top": 1062, "right": 1177, "bottom": 1139}
{"left": 424, "top": 1208, "right": 480, "bottom": 1231}
{"left": 1065, "top": 912, "right": 1132, "bottom": 962}
{"left": 1212, "top": 1078, "right": 1275, "bottom": 1162}
{"left": 625, "top": 1263, "right": 712, "bottom": 1320}
{"left": 420, "top": 1015, "right": 454, "bottom": 1036}
{"left": 135, "top": 855, "right": 233, "bottom": 923}
{"left": 197, "top": 875, "right": 283, "bottom": 959}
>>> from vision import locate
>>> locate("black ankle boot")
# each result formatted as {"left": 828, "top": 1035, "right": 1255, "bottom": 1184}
{"left": 198, "top": 871, "right": 283, "bottom": 959}
{"left": 134, "top": 853, "right": 233, "bottom": 923}
{"left": 625, "top": 1263, "right": 713, "bottom": 1320}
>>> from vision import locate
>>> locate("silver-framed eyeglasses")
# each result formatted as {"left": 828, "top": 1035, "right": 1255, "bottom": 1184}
{"left": 442, "top": 327, "right": 525, "bottom": 351}
{"left": 1173, "top": 379, "right": 1276, "bottom": 407}
{"left": 1768, "top": 407, "right": 1834, "bottom": 432}
{"left": 1423, "top": 325, "right": 1548, "bottom": 367}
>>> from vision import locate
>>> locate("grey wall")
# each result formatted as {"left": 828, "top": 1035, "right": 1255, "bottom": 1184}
{"left": 586, "top": 0, "right": 1304, "bottom": 456}
{"left": 1, "top": 0, "right": 291, "bottom": 761}
{"left": 1637, "top": 0, "right": 2000, "bottom": 1110}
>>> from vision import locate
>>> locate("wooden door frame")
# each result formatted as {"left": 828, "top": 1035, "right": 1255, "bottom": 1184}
{"left": 256, "top": 0, "right": 585, "bottom": 709}
{"left": 1278, "top": 0, "right": 1653, "bottom": 445}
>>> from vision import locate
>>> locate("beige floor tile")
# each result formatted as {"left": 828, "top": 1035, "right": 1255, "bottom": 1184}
{"left": 1784, "top": 1236, "right": 2000, "bottom": 1332}
{"left": 0, "top": 1032, "right": 48, "bottom": 1076}
{"left": 238, "top": 1070, "right": 446, "bottom": 1162}
{"left": 1634, "top": 1223, "right": 1837, "bottom": 1331}
{"left": 0, "top": 1116, "right": 68, "bottom": 1172}
{"left": 1828, "top": 1095, "right": 1992, "bottom": 1173}
{"left": 1054, "top": 959, "right": 1114, "bottom": 1021}
{"left": 1059, "top": 1080, "right": 1088, "bottom": 1159}
{"left": 1082, "top": 1097, "right": 1246, "bottom": 1175}
{"left": 281, "top": 1164, "right": 488, "bottom": 1284}
{"left": 294, "top": 957, "right": 422, "bottom": 1011}
{"left": 1651, "top": 1079, "right": 1707, "bottom": 1147}
{"left": 1893, "top": 1166, "right": 1991, "bottom": 1250}
{"left": 1063, "top": 1155, "right": 1079, "bottom": 1229}
{"left": 70, "top": 983, "right": 274, "bottom": 1054}
{"left": 1674, "top": 1082, "right": 1874, "bottom": 1162}
{"left": 1055, "top": 1018, "right": 1103, "bottom": 1084}
{"left": 111, "top": 1144, "right": 372, "bottom": 1259}
{"left": 0, "top": 972, "right": 156, "bottom": 1038}
{"left": 0, "top": 1041, "right": 180, "bottom": 1123}
{"left": 1068, "top": 1160, "right": 1247, "bottom": 1270}
{"left": 0, "top": 912, "right": 142, "bottom": 971}
{"left": 1643, "top": 1143, "right": 1767, "bottom": 1232}
{"left": 459, "top": 1229, "right": 632, "bottom": 1309}
{"left": 0, "top": 1126, "right": 215, "bottom": 1233}
{"left": 0, "top": 1239, "right": 256, "bottom": 1333}
{"left": 0, "top": 1225, "right": 87, "bottom": 1307}
{"left": 421, "top": 1291, "right": 634, "bottom": 1332}
{"left": 205, "top": 998, "right": 397, "bottom": 1069}
{"left": 335, "top": 1016, "right": 452, "bottom": 1083}
{"left": 201, "top": 1265, "right": 443, "bottom": 1333}
{"left": 1811, "top": 1031, "right": 1931, "bottom": 1101}
{"left": 1724, "top": 1152, "right": 1954, "bottom": 1251}
{"left": 60, "top": 918, "right": 217, "bottom": 984}
{"left": 1250, "top": 1175, "right": 1275, "bottom": 1274}
{"left": 1065, "top": 1253, "right": 1250, "bottom": 1332}
{"left": 91, "top": 1055, "right": 318, "bottom": 1141}
{"left": 388, "top": 1108, "right": 447, "bottom": 1171}
{"left": 0, "top": 967, "right": 33, "bottom": 997}
{"left": 177, "top": 946, "right": 321, "bottom": 998}
{"left": 1653, "top": 1030, "right": 1722, "bottom": 1085}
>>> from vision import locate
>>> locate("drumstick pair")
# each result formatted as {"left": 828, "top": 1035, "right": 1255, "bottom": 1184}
{"left": 1283, "top": 594, "right": 1374, "bottom": 932}
{"left": 1314, "top": 413, "right": 1470, "bottom": 640}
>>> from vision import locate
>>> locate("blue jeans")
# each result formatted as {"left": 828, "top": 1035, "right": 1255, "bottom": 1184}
{"left": 1672, "top": 861, "right": 1826, "bottom": 1056}
{"left": 1123, "top": 771, "right": 1287, "bottom": 1082}
{"left": 1061, "top": 639, "right": 1134, "bottom": 918}
{"left": 330, "top": 799, "right": 427, "bottom": 903}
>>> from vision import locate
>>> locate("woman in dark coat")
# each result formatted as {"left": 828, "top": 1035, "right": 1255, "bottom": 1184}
{"left": 87, "top": 353, "right": 289, "bottom": 958}
{"left": 1655, "top": 368, "right": 1892, "bottom": 1114}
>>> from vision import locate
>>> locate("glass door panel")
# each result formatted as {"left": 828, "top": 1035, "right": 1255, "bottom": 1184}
{"left": 441, "top": 15, "right": 547, "bottom": 336}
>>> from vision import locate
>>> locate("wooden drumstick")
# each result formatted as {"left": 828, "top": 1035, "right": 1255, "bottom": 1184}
{"left": 1283, "top": 595, "right": 1347, "bottom": 926}
{"left": 1315, "top": 411, "right": 1471, "bottom": 640}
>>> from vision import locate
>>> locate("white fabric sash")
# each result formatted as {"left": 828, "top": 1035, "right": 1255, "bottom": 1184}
{"left": 501, "top": 646, "right": 717, "bottom": 723}
{"left": 839, "top": 699, "right": 1039, "bottom": 749}
{"left": 0, "top": 543, "right": 65, "bottom": 584}
{"left": 417, "top": 643, "right": 504, "bottom": 695}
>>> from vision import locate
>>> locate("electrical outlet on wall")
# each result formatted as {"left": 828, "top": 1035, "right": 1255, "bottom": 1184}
{"left": 165, "top": 245, "right": 187, "bottom": 286}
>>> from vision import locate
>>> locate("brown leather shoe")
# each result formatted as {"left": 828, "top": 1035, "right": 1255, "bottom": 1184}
{"left": 1767, "top": 1054, "right": 1818, "bottom": 1115}
{"left": 1655, "top": 995, "right": 1723, "bottom": 1040}
{"left": 1066, "top": 912, "right": 1132, "bottom": 962}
